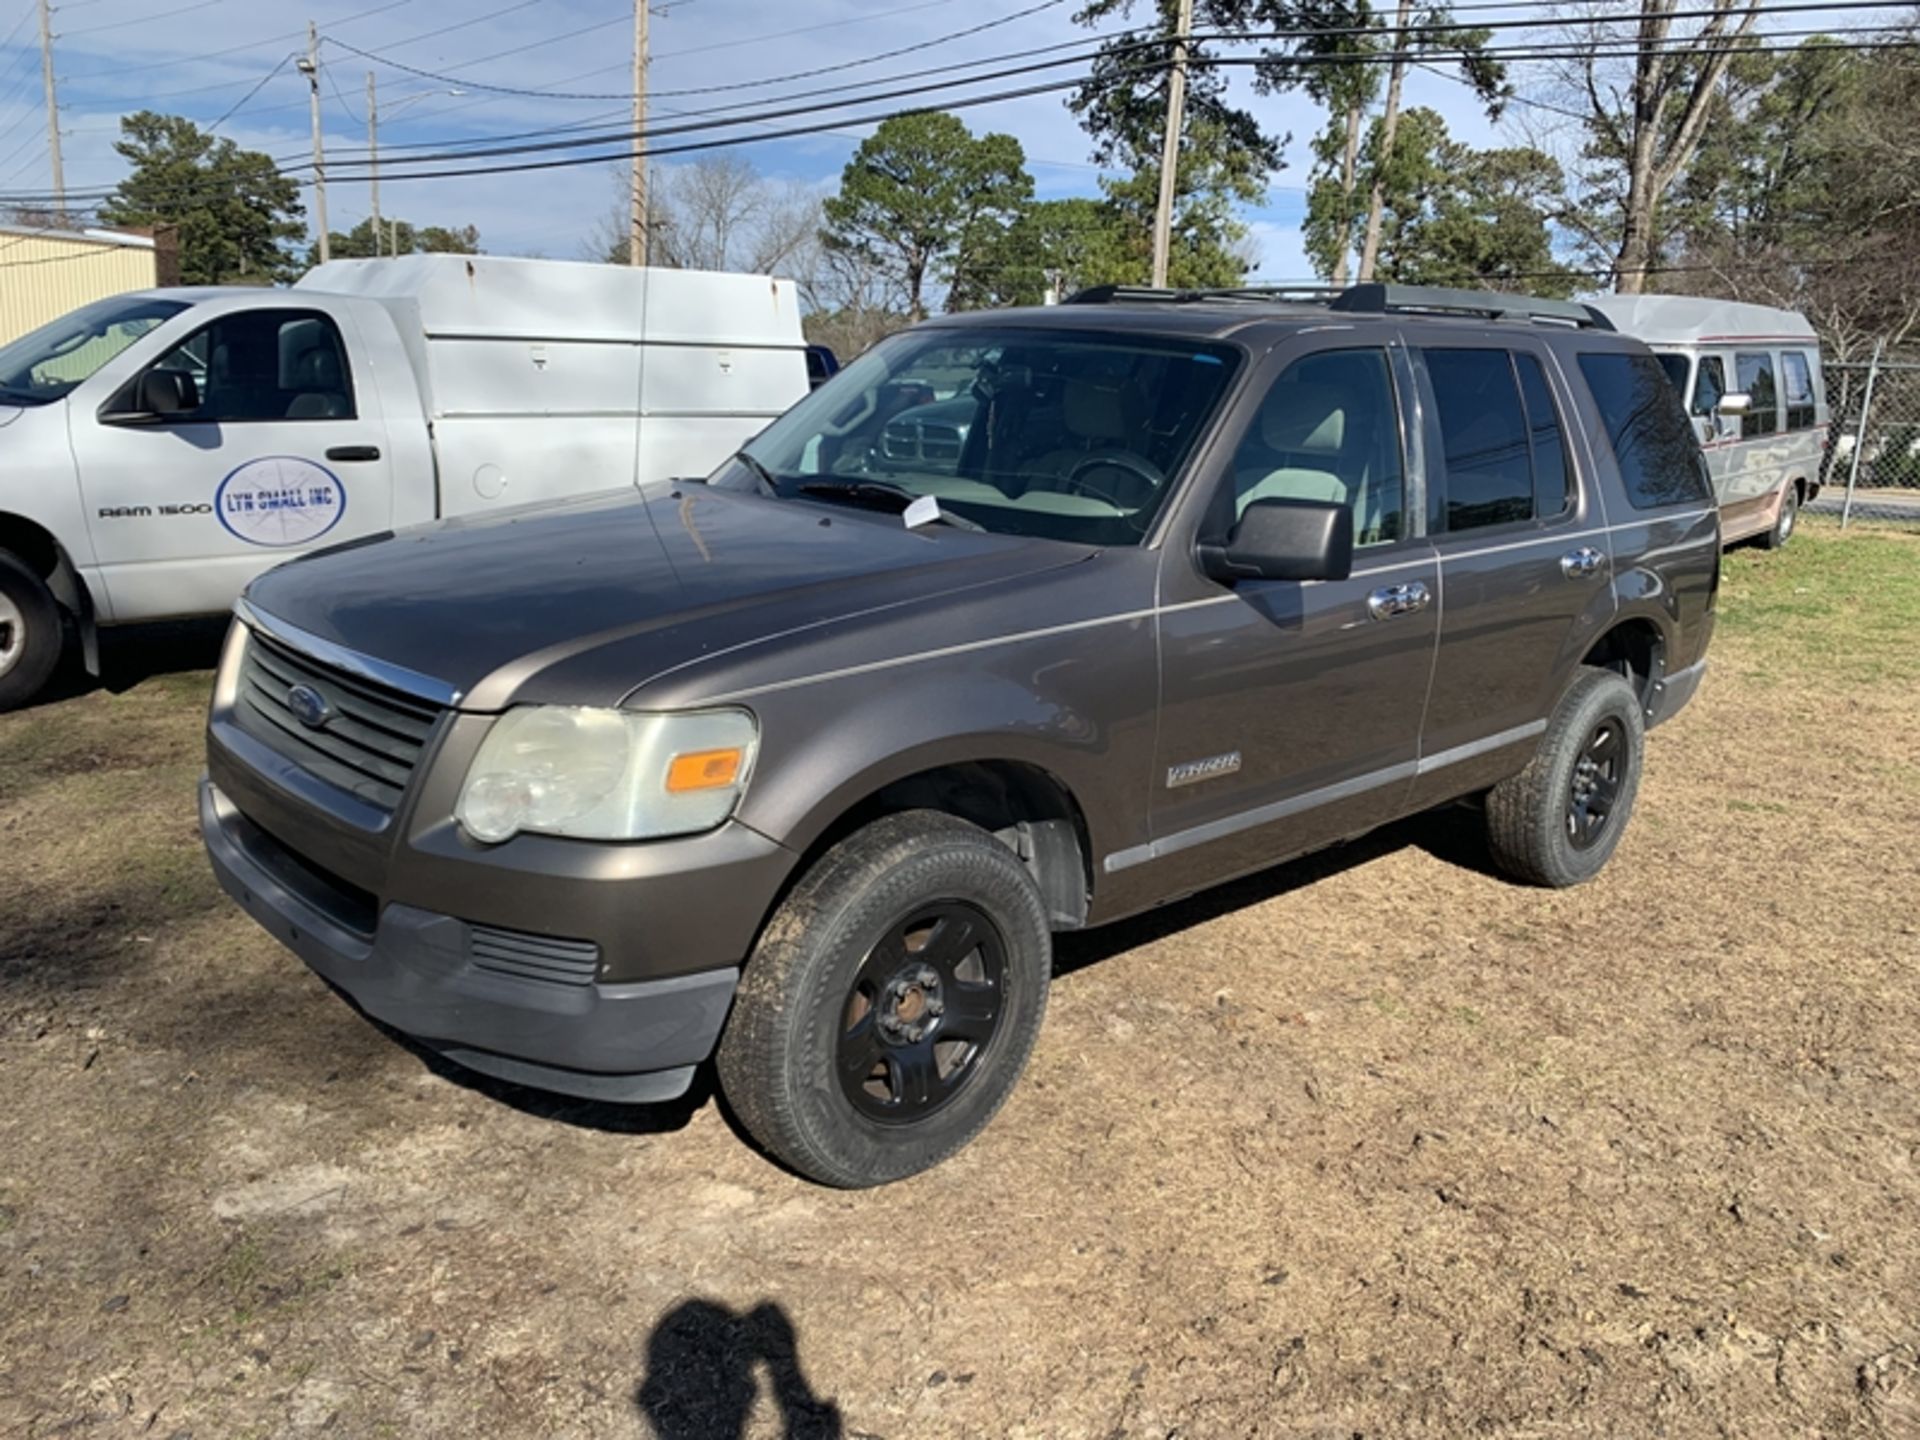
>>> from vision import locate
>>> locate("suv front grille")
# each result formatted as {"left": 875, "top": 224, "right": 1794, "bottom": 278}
{"left": 234, "top": 630, "right": 442, "bottom": 812}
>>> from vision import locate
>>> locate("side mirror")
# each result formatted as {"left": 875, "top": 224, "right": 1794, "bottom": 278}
{"left": 1714, "top": 391, "right": 1751, "bottom": 417}
{"left": 1199, "top": 498, "right": 1354, "bottom": 585}
{"left": 104, "top": 369, "right": 198, "bottom": 425}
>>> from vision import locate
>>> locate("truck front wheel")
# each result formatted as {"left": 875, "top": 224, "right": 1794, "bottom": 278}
{"left": 0, "top": 551, "right": 64, "bottom": 712}
{"left": 717, "top": 811, "right": 1052, "bottom": 1187}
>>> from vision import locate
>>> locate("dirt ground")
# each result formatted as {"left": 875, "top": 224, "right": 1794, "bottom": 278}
{"left": 4, "top": 522, "right": 1918, "bottom": 1440}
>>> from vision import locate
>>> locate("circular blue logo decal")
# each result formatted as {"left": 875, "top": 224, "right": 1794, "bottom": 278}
{"left": 215, "top": 456, "right": 346, "bottom": 548}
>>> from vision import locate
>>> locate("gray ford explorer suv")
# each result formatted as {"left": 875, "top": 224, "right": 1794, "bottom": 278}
{"left": 200, "top": 284, "right": 1719, "bottom": 1187}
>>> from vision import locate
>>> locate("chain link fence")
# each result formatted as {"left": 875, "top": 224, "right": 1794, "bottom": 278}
{"left": 1816, "top": 351, "right": 1920, "bottom": 528}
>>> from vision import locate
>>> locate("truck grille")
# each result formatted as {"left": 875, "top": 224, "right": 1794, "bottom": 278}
{"left": 880, "top": 416, "right": 963, "bottom": 466}
{"left": 470, "top": 925, "right": 601, "bottom": 987}
{"left": 234, "top": 630, "right": 442, "bottom": 812}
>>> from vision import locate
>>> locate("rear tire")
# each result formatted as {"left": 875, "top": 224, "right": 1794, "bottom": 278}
{"left": 1485, "top": 667, "right": 1645, "bottom": 888}
{"left": 0, "top": 550, "right": 65, "bottom": 712}
{"left": 1759, "top": 480, "right": 1799, "bottom": 550}
{"left": 717, "top": 811, "right": 1052, "bottom": 1188}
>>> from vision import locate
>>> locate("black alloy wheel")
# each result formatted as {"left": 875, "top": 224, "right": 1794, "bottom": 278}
{"left": 836, "top": 901, "right": 1006, "bottom": 1123}
{"left": 1566, "top": 717, "right": 1626, "bottom": 850}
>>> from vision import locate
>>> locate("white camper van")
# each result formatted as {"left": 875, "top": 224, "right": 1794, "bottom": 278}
{"left": 0, "top": 255, "right": 811, "bottom": 709}
{"left": 1588, "top": 294, "right": 1826, "bottom": 550}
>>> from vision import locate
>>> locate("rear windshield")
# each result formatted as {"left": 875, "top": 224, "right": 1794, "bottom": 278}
{"left": 1576, "top": 351, "right": 1713, "bottom": 511}
{"left": 715, "top": 326, "right": 1242, "bottom": 546}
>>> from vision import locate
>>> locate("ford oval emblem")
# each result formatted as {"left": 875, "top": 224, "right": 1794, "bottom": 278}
{"left": 286, "top": 683, "right": 332, "bottom": 729}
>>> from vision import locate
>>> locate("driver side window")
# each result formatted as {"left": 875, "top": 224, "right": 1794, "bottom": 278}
{"left": 1229, "top": 348, "right": 1404, "bottom": 546}
{"left": 141, "top": 309, "right": 356, "bottom": 423}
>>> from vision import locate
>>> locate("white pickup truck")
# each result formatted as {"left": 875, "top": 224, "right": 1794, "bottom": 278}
{"left": 0, "top": 254, "right": 812, "bottom": 708}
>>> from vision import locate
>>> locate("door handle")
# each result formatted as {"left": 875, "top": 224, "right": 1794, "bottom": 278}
{"left": 325, "top": 445, "right": 381, "bottom": 462}
{"left": 1559, "top": 547, "right": 1605, "bottom": 579}
{"left": 1367, "top": 581, "right": 1431, "bottom": 621}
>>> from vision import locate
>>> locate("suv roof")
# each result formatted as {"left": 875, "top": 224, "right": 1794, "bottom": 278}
{"left": 927, "top": 282, "right": 1619, "bottom": 343}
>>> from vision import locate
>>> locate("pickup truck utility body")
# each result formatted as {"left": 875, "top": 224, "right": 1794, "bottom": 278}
{"left": 201, "top": 284, "right": 1720, "bottom": 1187}
{"left": 0, "top": 254, "right": 809, "bottom": 707}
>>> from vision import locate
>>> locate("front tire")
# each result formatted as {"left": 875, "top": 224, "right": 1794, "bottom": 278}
{"left": 1759, "top": 480, "right": 1799, "bottom": 550}
{"left": 0, "top": 551, "right": 65, "bottom": 712}
{"left": 717, "top": 811, "right": 1052, "bottom": 1188}
{"left": 1485, "top": 667, "right": 1645, "bottom": 888}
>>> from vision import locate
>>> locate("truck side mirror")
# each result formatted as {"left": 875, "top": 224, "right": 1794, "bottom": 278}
{"left": 1715, "top": 390, "right": 1751, "bottom": 417}
{"left": 103, "top": 369, "right": 199, "bottom": 425}
{"left": 1199, "top": 498, "right": 1354, "bottom": 585}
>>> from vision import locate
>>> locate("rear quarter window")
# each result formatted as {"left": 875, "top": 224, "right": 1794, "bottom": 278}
{"left": 1576, "top": 351, "right": 1713, "bottom": 511}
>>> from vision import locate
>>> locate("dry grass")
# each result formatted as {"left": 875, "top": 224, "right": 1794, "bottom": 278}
{"left": 3, "top": 521, "right": 1918, "bottom": 1439}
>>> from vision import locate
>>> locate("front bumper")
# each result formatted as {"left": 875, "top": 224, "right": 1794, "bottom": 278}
{"left": 201, "top": 779, "right": 739, "bottom": 1103}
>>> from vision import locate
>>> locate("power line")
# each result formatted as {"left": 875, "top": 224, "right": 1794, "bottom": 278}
{"left": 650, "top": 0, "right": 1071, "bottom": 99}
{"left": 57, "top": 0, "right": 416, "bottom": 82}
{"left": 295, "top": 24, "right": 1910, "bottom": 182}
{"left": 4, "top": 18, "right": 1906, "bottom": 209}
{"left": 207, "top": 51, "right": 294, "bottom": 133}
{"left": 60, "top": 0, "right": 231, "bottom": 40}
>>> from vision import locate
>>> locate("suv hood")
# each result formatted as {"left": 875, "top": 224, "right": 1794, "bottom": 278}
{"left": 242, "top": 484, "right": 1091, "bottom": 710}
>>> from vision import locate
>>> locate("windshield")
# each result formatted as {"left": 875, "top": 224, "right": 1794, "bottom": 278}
{"left": 715, "top": 325, "right": 1242, "bottom": 545}
{"left": 0, "top": 295, "right": 189, "bottom": 406}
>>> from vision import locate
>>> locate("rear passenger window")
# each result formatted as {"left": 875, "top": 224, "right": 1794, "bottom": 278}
{"left": 1229, "top": 348, "right": 1404, "bottom": 546}
{"left": 1425, "top": 348, "right": 1531, "bottom": 532}
{"left": 1576, "top": 352, "right": 1712, "bottom": 511}
{"left": 1736, "top": 352, "right": 1777, "bottom": 438}
{"left": 1514, "top": 354, "right": 1569, "bottom": 518}
{"left": 1781, "top": 351, "right": 1816, "bottom": 430}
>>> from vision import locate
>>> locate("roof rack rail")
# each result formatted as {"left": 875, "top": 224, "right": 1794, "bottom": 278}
{"left": 1329, "top": 283, "right": 1615, "bottom": 331}
{"left": 1062, "top": 284, "right": 1344, "bottom": 306}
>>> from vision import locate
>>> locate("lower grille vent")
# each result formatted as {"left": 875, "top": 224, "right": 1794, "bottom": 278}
{"left": 469, "top": 925, "right": 601, "bottom": 987}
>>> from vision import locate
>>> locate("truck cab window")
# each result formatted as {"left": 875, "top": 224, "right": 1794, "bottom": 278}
{"left": 1228, "top": 348, "right": 1404, "bottom": 546}
{"left": 144, "top": 309, "right": 356, "bottom": 423}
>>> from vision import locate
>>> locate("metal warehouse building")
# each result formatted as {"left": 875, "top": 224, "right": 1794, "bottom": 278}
{"left": 0, "top": 224, "right": 175, "bottom": 345}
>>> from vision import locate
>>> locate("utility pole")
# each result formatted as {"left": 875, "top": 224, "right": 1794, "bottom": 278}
{"left": 37, "top": 0, "right": 63, "bottom": 222}
{"left": 1149, "top": 0, "right": 1193, "bottom": 289}
{"left": 367, "top": 71, "right": 380, "bottom": 257}
{"left": 298, "top": 22, "right": 329, "bottom": 264}
{"left": 628, "top": 0, "right": 648, "bottom": 266}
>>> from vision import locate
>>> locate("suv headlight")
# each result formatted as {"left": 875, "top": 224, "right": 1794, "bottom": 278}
{"left": 456, "top": 707, "right": 758, "bottom": 844}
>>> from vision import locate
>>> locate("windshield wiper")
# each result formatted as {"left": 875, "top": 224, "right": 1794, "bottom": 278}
{"left": 796, "top": 479, "right": 985, "bottom": 531}
{"left": 732, "top": 450, "right": 780, "bottom": 497}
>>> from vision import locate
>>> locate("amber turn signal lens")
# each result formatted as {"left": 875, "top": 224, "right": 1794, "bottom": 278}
{"left": 665, "top": 747, "right": 744, "bottom": 793}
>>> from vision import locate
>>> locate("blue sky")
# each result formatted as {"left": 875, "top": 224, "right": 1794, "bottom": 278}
{"left": 0, "top": 0, "right": 1898, "bottom": 283}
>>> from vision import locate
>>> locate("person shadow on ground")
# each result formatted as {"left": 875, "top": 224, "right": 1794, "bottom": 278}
{"left": 635, "top": 1299, "right": 843, "bottom": 1440}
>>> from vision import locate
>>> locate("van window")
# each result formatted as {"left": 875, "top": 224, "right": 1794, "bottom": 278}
{"left": 1514, "top": 353, "right": 1570, "bottom": 518}
{"left": 1229, "top": 348, "right": 1404, "bottom": 546}
{"left": 1657, "top": 353, "right": 1690, "bottom": 398}
{"left": 1425, "top": 348, "right": 1533, "bottom": 532}
{"left": 1735, "top": 352, "right": 1777, "bottom": 439}
{"left": 1692, "top": 356, "right": 1726, "bottom": 418}
{"left": 143, "top": 309, "right": 355, "bottom": 424}
{"left": 1577, "top": 352, "right": 1713, "bottom": 511}
{"left": 1781, "top": 351, "right": 1816, "bottom": 430}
